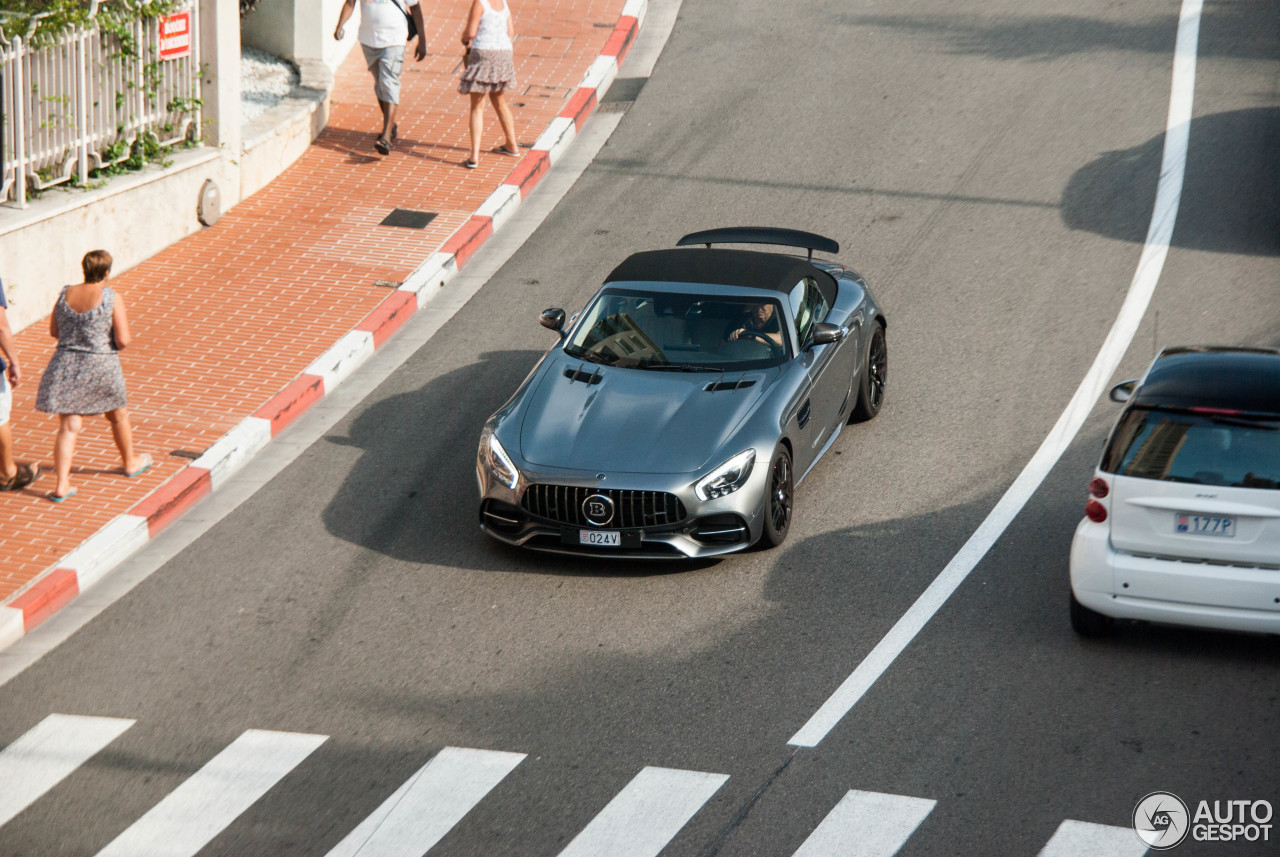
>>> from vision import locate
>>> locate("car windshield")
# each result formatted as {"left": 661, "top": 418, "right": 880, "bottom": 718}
{"left": 562, "top": 288, "right": 790, "bottom": 371}
{"left": 1102, "top": 407, "right": 1280, "bottom": 490}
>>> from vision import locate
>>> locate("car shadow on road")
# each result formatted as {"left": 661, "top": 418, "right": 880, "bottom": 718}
{"left": 1062, "top": 107, "right": 1280, "bottom": 256}
{"left": 320, "top": 348, "right": 716, "bottom": 577}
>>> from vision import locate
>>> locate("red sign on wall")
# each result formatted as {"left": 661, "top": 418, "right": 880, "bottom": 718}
{"left": 158, "top": 11, "right": 192, "bottom": 60}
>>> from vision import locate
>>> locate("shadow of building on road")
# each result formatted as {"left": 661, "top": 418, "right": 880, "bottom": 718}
{"left": 838, "top": 2, "right": 1278, "bottom": 64}
{"left": 1062, "top": 108, "right": 1280, "bottom": 257}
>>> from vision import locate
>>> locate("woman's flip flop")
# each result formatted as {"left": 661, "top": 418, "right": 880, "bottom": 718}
{"left": 125, "top": 454, "right": 154, "bottom": 478}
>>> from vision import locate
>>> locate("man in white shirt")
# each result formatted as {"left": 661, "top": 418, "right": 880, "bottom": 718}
{"left": 335, "top": 0, "right": 427, "bottom": 155}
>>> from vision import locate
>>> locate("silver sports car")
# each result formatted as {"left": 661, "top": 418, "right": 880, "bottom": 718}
{"left": 476, "top": 227, "right": 888, "bottom": 558}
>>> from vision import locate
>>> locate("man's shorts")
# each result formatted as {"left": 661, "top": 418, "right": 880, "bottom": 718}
{"left": 0, "top": 370, "right": 10, "bottom": 426}
{"left": 361, "top": 43, "right": 404, "bottom": 105}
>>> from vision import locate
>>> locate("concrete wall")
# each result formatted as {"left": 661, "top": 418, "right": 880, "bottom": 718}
{"left": 241, "top": 0, "right": 357, "bottom": 67}
{"left": 239, "top": 59, "right": 332, "bottom": 200}
{"left": 0, "top": 150, "right": 234, "bottom": 332}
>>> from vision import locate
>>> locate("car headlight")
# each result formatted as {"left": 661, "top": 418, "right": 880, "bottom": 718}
{"left": 695, "top": 449, "right": 755, "bottom": 501}
{"left": 478, "top": 425, "right": 520, "bottom": 490}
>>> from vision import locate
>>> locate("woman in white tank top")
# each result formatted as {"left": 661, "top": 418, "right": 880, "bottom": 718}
{"left": 458, "top": 0, "right": 520, "bottom": 168}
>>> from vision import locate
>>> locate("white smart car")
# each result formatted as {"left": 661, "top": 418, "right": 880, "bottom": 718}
{"left": 1070, "top": 346, "right": 1280, "bottom": 636}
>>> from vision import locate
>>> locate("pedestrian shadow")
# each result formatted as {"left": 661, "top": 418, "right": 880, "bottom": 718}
{"left": 320, "top": 349, "right": 713, "bottom": 577}
{"left": 310, "top": 126, "right": 471, "bottom": 168}
{"left": 1062, "top": 107, "right": 1280, "bottom": 256}
{"left": 310, "top": 126, "right": 385, "bottom": 165}
{"left": 390, "top": 138, "right": 473, "bottom": 167}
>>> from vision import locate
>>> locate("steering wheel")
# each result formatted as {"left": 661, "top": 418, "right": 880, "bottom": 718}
{"left": 735, "top": 329, "right": 784, "bottom": 357}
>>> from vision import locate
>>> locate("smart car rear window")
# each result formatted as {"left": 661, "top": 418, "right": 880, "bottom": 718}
{"left": 1101, "top": 408, "right": 1280, "bottom": 489}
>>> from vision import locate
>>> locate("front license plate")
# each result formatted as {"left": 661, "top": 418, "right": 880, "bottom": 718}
{"left": 1175, "top": 514, "right": 1236, "bottom": 537}
{"left": 579, "top": 529, "right": 621, "bottom": 547}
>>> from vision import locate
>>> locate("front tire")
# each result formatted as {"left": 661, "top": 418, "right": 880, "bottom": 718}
{"left": 758, "top": 445, "right": 793, "bottom": 548}
{"left": 850, "top": 323, "right": 887, "bottom": 422}
{"left": 1070, "top": 592, "right": 1114, "bottom": 637}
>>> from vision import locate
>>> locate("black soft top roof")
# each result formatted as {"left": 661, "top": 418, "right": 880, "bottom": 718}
{"left": 1136, "top": 347, "right": 1280, "bottom": 415}
{"left": 605, "top": 248, "right": 837, "bottom": 307}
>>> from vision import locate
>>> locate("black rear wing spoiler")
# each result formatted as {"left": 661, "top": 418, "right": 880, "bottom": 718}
{"left": 676, "top": 227, "right": 840, "bottom": 260}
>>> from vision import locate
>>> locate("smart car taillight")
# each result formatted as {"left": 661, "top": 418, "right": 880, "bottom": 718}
{"left": 1085, "top": 500, "right": 1107, "bottom": 523}
{"left": 1088, "top": 477, "right": 1110, "bottom": 498}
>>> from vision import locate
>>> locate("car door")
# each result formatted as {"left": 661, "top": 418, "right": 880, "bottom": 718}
{"left": 773, "top": 278, "right": 834, "bottom": 475}
{"left": 791, "top": 278, "right": 848, "bottom": 469}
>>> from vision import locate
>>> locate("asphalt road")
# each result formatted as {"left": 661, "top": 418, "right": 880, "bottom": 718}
{"left": 3, "top": 0, "right": 1279, "bottom": 855}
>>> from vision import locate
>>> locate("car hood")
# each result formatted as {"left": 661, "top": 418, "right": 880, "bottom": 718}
{"left": 518, "top": 357, "right": 771, "bottom": 473}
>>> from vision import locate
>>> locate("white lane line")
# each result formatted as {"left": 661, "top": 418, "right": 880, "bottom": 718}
{"left": 791, "top": 790, "right": 936, "bottom": 857}
{"left": 788, "top": 0, "right": 1203, "bottom": 749}
{"left": 94, "top": 729, "right": 327, "bottom": 857}
{"left": 324, "top": 747, "right": 526, "bottom": 857}
{"left": 556, "top": 766, "right": 728, "bottom": 857}
{"left": 0, "top": 713, "right": 135, "bottom": 828}
{"left": 1038, "top": 820, "right": 1149, "bottom": 857}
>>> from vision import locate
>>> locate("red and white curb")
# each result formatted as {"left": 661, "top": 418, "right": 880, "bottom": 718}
{"left": 0, "top": 0, "right": 647, "bottom": 653}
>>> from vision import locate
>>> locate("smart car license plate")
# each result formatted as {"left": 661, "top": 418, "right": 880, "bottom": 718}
{"left": 1175, "top": 514, "right": 1235, "bottom": 537}
{"left": 579, "top": 529, "right": 621, "bottom": 547}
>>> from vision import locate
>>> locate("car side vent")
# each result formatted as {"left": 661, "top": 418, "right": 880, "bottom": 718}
{"left": 704, "top": 378, "right": 757, "bottom": 393}
{"left": 564, "top": 365, "right": 604, "bottom": 385}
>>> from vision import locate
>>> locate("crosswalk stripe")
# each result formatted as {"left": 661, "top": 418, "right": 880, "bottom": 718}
{"left": 0, "top": 713, "right": 135, "bottom": 828}
{"left": 791, "top": 789, "right": 936, "bottom": 857}
{"left": 94, "top": 728, "right": 327, "bottom": 857}
{"left": 324, "top": 747, "right": 526, "bottom": 857}
{"left": 1038, "top": 820, "right": 1148, "bottom": 857}
{"left": 556, "top": 766, "right": 728, "bottom": 857}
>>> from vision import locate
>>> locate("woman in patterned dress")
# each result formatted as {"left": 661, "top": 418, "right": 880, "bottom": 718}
{"left": 34, "top": 250, "right": 152, "bottom": 502}
{"left": 458, "top": 0, "right": 520, "bottom": 168}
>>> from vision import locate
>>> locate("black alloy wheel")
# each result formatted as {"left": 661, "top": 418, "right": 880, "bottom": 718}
{"left": 759, "top": 445, "right": 793, "bottom": 548}
{"left": 851, "top": 323, "right": 887, "bottom": 422}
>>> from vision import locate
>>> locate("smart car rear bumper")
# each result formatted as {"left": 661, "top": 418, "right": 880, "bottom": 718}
{"left": 1070, "top": 518, "right": 1280, "bottom": 634}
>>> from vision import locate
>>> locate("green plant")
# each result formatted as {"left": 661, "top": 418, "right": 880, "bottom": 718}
{"left": 167, "top": 95, "right": 202, "bottom": 114}
{"left": 4, "top": 1, "right": 205, "bottom": 191}
{"left": 3, "top": 0, "right": 184, "bottom": 49}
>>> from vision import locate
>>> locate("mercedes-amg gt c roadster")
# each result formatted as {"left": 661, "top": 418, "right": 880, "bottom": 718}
{"left": 476, "top": 227, "right": 888, "bottom": 558}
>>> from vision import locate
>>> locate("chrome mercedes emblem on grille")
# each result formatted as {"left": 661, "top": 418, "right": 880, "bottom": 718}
{"left": 582, "top": 493, "right": 615, "bottom": 527}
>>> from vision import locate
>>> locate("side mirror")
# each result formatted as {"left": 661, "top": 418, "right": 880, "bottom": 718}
{"left": 540, "top": 307, "right": 566, "bottom": 337}
{"left": 808, "top": 322, "right": 845, "bottom": 348}
{"left": 1109, "top": 379, "right": 1138, "bottom": 403}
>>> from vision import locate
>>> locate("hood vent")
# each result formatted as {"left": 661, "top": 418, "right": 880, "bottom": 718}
{"left": 704, "top": 378, "right": 757, "bottom": 393}
{"left": 564, "top": 364, "right": 604, "bottom": 385}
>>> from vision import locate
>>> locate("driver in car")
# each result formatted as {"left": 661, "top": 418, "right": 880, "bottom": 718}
{"left": 725, "top": 301, "right": 784, "bottom": 348}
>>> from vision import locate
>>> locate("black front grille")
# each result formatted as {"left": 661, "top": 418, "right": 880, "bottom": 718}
{"left": 522, "top": 484, "right": 686, "bottom": 528}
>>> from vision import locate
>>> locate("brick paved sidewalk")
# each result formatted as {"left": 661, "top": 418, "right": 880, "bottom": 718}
{"left": 1, "top": 0, "right": 636, "bottom": 629}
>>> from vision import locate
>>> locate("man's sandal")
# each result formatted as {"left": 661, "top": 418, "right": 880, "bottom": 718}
{"left": 0, "top": 463, "right": 40, "bottom": 491}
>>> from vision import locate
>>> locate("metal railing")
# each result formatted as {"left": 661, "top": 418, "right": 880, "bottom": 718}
{"left": 0, "top": 0, "right": 201, "bottom": 208}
